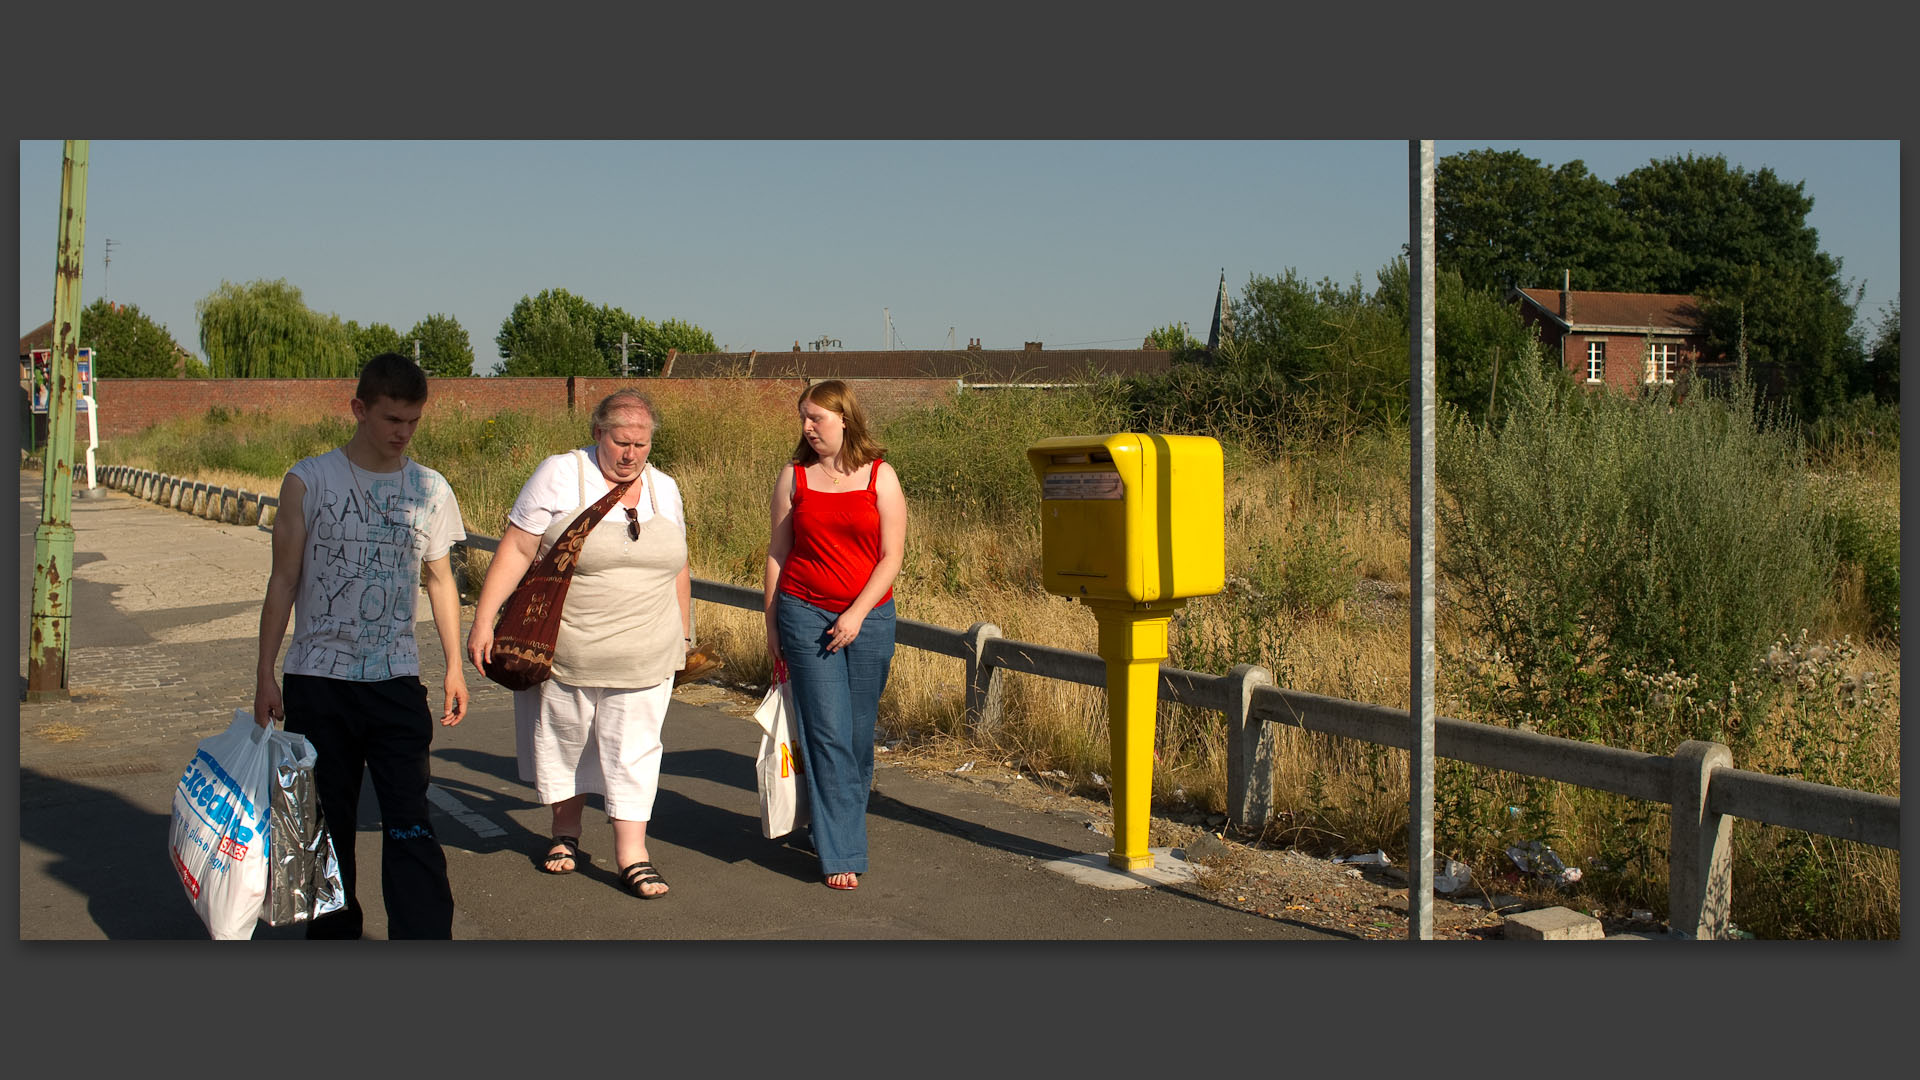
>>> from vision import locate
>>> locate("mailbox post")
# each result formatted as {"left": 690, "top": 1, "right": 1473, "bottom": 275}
{"left": 1028, "top": 433, "right": 1224, "bottom": 870}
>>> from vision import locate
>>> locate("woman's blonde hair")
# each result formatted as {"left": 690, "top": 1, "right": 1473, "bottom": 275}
{"left": 790, "top": 379, "right": 885, "bottom": 469}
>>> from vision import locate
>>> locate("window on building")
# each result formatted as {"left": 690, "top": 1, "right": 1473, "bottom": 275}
{"left": 1586, "top": 341, "right": 1605, "bottom": 382}
{"left": 1646, "top": 342, "right": 1676, "bottom": 384}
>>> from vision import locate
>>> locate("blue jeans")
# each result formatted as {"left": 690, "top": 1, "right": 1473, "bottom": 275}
{"left": 775, "top": 593, "right": 896, "bottom": 875}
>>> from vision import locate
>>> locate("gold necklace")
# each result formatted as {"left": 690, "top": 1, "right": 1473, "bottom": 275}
{"left": 819, "top": 460, "right": 852, "bottom": 489}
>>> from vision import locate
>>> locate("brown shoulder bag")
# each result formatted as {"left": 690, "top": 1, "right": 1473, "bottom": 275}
{"left": 481, "top": 476, "right": 633, "bottom": 691}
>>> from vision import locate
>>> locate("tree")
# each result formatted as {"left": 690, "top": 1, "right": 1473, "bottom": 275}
{"left": 1616, "top": 154, "right": 1867, "bottom": 421}
{"left": 1696, "top": 262, "right": 1864, "bottom": 421}
{"left": 494, "top": 288, "right": 719, "bottom": 377}
{"left": 1865, "top": 301, "right": 1899, "bottom": 403}
{"left": 1230, "top": 268, "right": 1409, "bottom": 437}
{"left": 495, "top": 288, "right": 615, "bottom": 376}
{"left": 1437, "top": 149, "right": 1870, "bottom": 425}
{"left": 346, "top": 320, "right": 406, "bottom": 365}
{"left": 1143, "top": 321, "right": 1201, "bottom": 351}
{"left": 196, "top": 278, "right": 356, "bottom": 378}
{"left": 1373, "top": 258, "right": 1544, "bottom": 425}
{"left": 1613, "top": 154, "right": 1825, "bottom": 293}
{"left": 1436, "top": 149, "right": 1640, "bottom": 293}
{"left": 645, "top": 317, "right": 718, "bottom": 370}
{"left": 594, "top": 304, "right": 652, "bottom": 376}
{"left": 81, "top": 299, "right": 194, "bottom": 378}
{"left": 406, "top": 313, "right": 475, "bottom": 377}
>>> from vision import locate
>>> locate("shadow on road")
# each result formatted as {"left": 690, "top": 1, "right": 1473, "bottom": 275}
{"left": 20, "top": 767, "right": 209, "bottom": 939}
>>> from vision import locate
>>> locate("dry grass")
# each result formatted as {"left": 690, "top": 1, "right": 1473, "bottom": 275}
{"left": 91, "top": 394, "right": 1898, "bottom": 937}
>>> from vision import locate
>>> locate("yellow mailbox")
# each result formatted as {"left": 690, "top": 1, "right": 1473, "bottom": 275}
{"left": 1027, "top": 433, "right": 1225, "bottom": 604}
{"left": 1028, "top": 433, "right": 1224, "bottom": 871}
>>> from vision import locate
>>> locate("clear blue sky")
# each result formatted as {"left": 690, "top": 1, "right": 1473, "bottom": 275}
{"left": 17, "top": 140, "right": 1900, "bottom": 375}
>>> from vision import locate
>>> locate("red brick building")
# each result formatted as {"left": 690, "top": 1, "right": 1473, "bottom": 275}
{"left": 1511, "top": 277, "right": 1715, "bottom": 393}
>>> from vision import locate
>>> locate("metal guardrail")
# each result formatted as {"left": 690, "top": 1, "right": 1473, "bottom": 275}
{"left": 101, "top": 464, "right": 1902, "bottom": 939}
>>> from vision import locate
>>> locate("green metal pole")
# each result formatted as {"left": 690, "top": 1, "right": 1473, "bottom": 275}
{"left": 27, "top": 140, "right": 89, "bottom": 702}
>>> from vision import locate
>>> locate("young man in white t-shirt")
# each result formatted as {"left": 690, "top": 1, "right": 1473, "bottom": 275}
{"left": 253, "top": 353, "right": 470, "bottom": 939}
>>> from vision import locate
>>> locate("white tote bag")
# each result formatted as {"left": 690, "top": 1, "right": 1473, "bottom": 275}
{"left": 168, "top": 709, "right": 275, "bottom": 939}
{"left": 753, "top": 660, "right": 809, "bottom": 839}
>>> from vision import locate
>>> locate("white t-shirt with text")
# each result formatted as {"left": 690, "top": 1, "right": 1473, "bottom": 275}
{"left": 282, "top": 448, "right": 466, "bottom": 682}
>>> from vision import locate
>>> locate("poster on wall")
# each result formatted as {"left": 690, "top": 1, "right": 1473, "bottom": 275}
{"left": 27, "top": 347, "right": 92, "bottom": 413}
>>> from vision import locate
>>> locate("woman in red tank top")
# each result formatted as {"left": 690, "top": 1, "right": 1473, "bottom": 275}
{"left": 765, "top": 380, "right": 907, "bottom": 890}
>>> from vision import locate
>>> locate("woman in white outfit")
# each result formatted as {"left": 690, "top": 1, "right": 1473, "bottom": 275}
{"left": 467, "top": 389, "right": 690, "bottom": 898}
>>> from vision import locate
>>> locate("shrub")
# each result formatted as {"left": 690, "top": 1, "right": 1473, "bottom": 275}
{"left": 882, "top": 384, "right": 1128, "bottom": 530}
{"left": 1819, "top": 482, "right": 1900, "bottom": 643}
{"left": 1436, "top": 344, "right": 1832, "bottom": 749}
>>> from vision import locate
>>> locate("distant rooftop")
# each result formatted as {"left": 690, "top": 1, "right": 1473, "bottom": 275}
{"left": 19, "top": 320, "right": 54, "bottom": 355}
{"left": 664, "top": 346, "right": 1175, "bottom": 382}
{"left": 1514, "top": 288, "right": 1703, "bottom": 331}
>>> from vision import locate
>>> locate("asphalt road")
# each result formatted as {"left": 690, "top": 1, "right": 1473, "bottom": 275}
{"left": 16, "top": 476, "right": 1339, "bottom": 940}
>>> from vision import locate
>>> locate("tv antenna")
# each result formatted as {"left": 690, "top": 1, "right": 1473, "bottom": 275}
{"left": 809, "top": 335, "right": 842, "bottom": 351}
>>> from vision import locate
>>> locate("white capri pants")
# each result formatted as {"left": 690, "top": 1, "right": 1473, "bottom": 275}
{"left": 514, "top": 676, "right": 672, "bottom": 822}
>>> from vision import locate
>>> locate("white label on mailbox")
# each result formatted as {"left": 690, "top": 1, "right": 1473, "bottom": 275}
{"left": 1043, "top": 471, "right": 1123, "bottom": 500}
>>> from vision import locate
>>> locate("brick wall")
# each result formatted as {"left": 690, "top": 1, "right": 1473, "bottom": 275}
{"left": 89, "top": 376, "right": 961, "bottom": 440}
{"left": 1562, "top": 333, "right": 1705, "bottom": 394}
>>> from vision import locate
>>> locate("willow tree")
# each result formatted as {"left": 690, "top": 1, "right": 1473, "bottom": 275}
{"left": 196, "top": 278, "right": 357, "bottom": 377}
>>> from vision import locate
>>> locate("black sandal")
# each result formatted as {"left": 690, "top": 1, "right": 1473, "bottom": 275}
{"left": 539, "top": 836, "right": 583, "bottom": 875}
{"left": 621, "top": 861, "right": 669, "bottom": 898}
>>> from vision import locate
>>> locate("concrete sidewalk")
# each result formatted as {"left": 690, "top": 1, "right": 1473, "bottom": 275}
{"left": 17, "top": 480, "right": 1340, "bottom": 940}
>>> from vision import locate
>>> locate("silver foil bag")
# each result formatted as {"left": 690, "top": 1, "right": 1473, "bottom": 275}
{"left": 262, "top": 730, "right": 346, "bottom": 927}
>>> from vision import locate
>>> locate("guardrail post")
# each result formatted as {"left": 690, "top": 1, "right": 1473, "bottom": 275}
{"left": 1670, "top": 739, "right": 1734, "bottom": 940}
{"left": 1225, "top": 663, "right": 1276, "bottom": 834}
{"left": 963, "top": 622, "right": 1004, "bottom": 734}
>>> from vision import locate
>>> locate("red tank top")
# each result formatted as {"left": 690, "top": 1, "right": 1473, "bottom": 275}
{"left": 778, "top": 459, "right": 892, "bottom": 611}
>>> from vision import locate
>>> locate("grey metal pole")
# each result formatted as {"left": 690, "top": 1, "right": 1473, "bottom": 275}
{"left": 1408, "top": 140, "right": 1437, "bottom": 939}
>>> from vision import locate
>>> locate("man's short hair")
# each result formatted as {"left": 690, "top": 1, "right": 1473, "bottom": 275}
{"left": 356, "top": 352, "right": 430, "bottom": 405}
